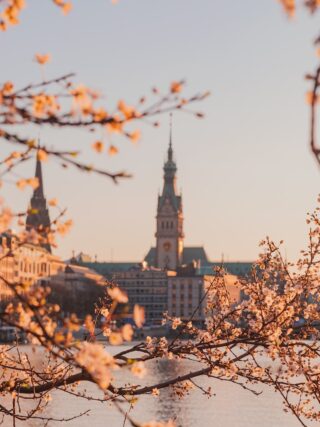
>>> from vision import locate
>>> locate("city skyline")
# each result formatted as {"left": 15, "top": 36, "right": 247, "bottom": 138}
{"left": 1, "top": 0, "right": 320, "bottom": 262}
{"left": 2, "top": 3, "right": 320, "bottom": 426}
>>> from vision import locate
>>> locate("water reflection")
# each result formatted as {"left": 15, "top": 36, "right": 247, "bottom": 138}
{"left": 2, "top": 345, "right": 303, "bottom": 427}
{"left": 151, "top": 358, "right": 191, "bottom": 427}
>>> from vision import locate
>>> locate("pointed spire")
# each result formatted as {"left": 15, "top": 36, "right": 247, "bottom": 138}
{"left": 168, "top": 113, "right": 173, "bottom": 161}
{"left": 26, "top": 146, "right": 52, "bottom": 253}
{"left": 163, "top": 113, "right": 177, "bottom": 177}
{"left": 158, "top": 114, "right": 181, "bottom": 212}
{"left": 34, "top": 152, "right": 44, "bottom": 198}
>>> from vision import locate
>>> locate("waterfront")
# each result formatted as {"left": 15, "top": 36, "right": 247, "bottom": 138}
{"left": 42, "top": 374, "right": 301, "bottom": 427}
{"left": 2, "top": 344, "right": 302, "bottom": 427}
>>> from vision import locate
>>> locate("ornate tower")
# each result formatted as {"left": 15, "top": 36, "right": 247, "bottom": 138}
{"left": 155, "top": 127, "right": 184, "bottom": 270}
{"left": 26, "top": 154, "right": 51, "bottom": 253}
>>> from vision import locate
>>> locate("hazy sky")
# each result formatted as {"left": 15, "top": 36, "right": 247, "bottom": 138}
{"left": 1, "top": 0, "right": 320, "bottom": 262}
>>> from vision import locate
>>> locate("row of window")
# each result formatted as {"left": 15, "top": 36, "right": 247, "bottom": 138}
{"left": 145, "top": 313, "right": 165, "bottom": 320}
{"left": 172, "top": 292, "right": 194, "bottom": 299}
{"left": 171, "top": 305, "right": 204, "bottom": 312}
{"left": 118, "top": 280, "right": 167, "bottom": 286}
{"left": 160, "top": 220, "right": 175, "bottom": 229}
{"left": 126, "top": 288, "right": 166, "bottom": 295}
{"left": 171, "top": 282, "right": 201, "bottom": 288}
{"left": 128, "top": 297, "right": 167, "bottom": 304}
{"left": 171, "top": 311, "right": 202, "bottom": 318}
{"left": 143, "top": 304, "right": 165, "bottom": 310}
{"left": 19, "top": 261, "right": 49, "bottom": 275}
{"left": 171, "top": 290, "right": 203, "bottom": 297}
{"left": 172, "top": 303, "right": 197, "bottom": 309}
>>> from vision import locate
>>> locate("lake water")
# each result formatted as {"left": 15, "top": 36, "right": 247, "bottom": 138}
{"left": 3, "top": 344, "right": 303, "bottom": 427}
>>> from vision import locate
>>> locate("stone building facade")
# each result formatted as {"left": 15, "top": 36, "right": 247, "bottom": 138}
{"left": 0, "top": 232, "right": 65, "bottom": 301}
{"left": 114, "top": 266, "right": 175, "bottom": 325}
{"left": 167, "top": 274, "right": 206, "bottom": 323}
{"left": 167, "top": 272, "right": 241, "bottom": 324}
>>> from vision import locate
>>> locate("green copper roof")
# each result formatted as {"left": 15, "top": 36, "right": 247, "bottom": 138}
{"left": 144, "top": 246, "right": 252, "bottom": 277}
{"left": 80, "top": 262, "right": 137, "bottom": 278}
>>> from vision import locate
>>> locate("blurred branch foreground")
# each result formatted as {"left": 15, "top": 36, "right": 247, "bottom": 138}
{"left": 3, "top": 208, "right": 320, "bottom": 427}
{"left": 0, "top": 1, "right": 320, "bottom": 427}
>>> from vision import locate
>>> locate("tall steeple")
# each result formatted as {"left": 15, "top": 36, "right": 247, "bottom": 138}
{"left": 26, "top": 152, "right": 51, "bottom": 253}
{"left": 168, "top": 114, "right": 173, "bottom": 161}
{"left": 34, "top": 154, "right": 45, "bottom": 199}
{"left": 155, "top": 117, "right": 184, "bottom": 270}
{"left": 159, "top": 118, "right": 179, "bottom": 211}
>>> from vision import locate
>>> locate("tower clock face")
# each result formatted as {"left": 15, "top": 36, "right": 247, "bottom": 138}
{"left": 163, "top": 241, "right": 171, "bottom": 252}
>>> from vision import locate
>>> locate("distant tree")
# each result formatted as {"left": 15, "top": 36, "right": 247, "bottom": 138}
{"left": 46, "top": 279, "right": 105, "bottom": 319}
{"left": 1, "top": 1, "right": 320, "bottom": 427}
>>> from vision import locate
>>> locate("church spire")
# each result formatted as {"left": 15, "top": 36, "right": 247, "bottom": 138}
{"left": 26, "top": 149, "right": 51, "bottom": 253}
{"left": 168, "top": 113, "right": 173, "bottom": 162}
{"left": 160, "top": 116, "right": 178, "bottom": 209}
{"left": 34, "top": 155, "right": 44, "bottom": 199}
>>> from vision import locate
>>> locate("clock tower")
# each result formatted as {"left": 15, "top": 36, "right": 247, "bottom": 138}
{"left": 155, "top": 126, "right": 184, "bottom": 270}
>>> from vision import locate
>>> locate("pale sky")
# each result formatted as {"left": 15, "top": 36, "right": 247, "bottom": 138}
{"left": 1, "top": 0, "right": 320, "bottom": 262}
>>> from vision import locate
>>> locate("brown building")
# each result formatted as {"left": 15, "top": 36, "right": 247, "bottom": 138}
{"left": 41, "top": 264, "right": 106, "bottom": 318}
